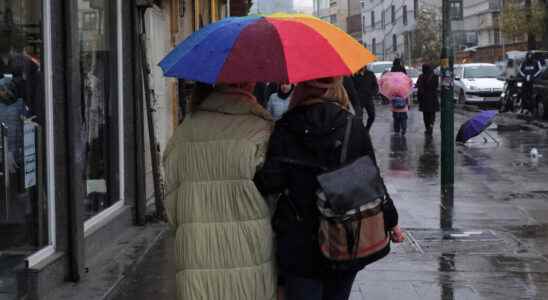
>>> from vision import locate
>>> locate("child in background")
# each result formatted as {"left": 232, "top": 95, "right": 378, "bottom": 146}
{"left": 267, "top": 83, "right": 294, "bottom": 121}
{"left": 391, "top": 96, "right": 410, "bottom": 135}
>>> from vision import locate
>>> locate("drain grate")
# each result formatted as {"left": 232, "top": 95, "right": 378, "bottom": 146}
{"left": 504, "top": 191, "right": 548, "bottom": 201}
{"left": 404, "top": 229, "right": 536, "bottom": 256}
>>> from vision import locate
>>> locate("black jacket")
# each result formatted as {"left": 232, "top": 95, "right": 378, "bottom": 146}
{"left": 353, "top": 71, "right": 378, "bottom": 130}
{"left": 255, "top": 102, "right": 397, "bottom": 278}
{"left": 343, "top": 76, "right": 361, "bottom": 112}
{"left": 417, "top": 73, "right": 439, "bottom": 112}
{"left": 391, "top": 65, "right": 407, "bottom": 74}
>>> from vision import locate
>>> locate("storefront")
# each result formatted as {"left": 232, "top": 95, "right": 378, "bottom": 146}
{"left": 0, "top": 0, "right": 141, "bottom": 299}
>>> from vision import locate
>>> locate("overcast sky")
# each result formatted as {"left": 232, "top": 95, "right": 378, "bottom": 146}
{"left": 294, "top": 0, "right": 312, "bottom": 8}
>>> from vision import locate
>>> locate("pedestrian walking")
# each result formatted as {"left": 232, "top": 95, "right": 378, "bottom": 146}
{"left": 163, "top": 82, "right": 276, "bottom": 300}
{"left": 519, "top": 52, "right": 542, "bottom": 114}
{"left": 379, "top": 72, "right": 413, "bottom": 136}
{"left": 267, "top": 83, "right": 294, "bottom": 121}
{"left": 343, "top": 76, "right": 360, "bottom": 115}
{"left": 255, "top": 77, "right": 404, "bottom": 300}
{"left": 416, "top": 64, "right": 439, "bottom": 135}
{"left": 390, "top": 58, "right": 407, "bottom": 74}
{"left": 353, "top": 66, "right": 378, "bottom": 132}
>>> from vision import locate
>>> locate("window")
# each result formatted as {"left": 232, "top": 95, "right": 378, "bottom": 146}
{"left": 414, "top": 0, "right": 419, "bottom": 18}
{"left": 393, "top": 34, "right": 397, "bottom": 52}
{"left": 371, "top": 11, "right": 375, "bottom": 28}
{"left": 403, "top": 5, "right": 408, "bottom": 25}
{"left": 450, "top": 0, "right": 463, "bottom": 21}
{"left": 77, "top": 0, "right": 121, "bottom": 220}
{"left": 330, "top": 0, "right": 337, "bottom": 8}
{"left": 372, "top": 38, "right": 376, "bottom": 55}
{"left": 362, "top": 15, "right": 366, "bottom": 32}
{"left": 330, "top": 14, "right": 337, "bottom": 24}
{"left": 494, "top": 30, "right": 500, "bottom": 45}
{"left": 361, "top": 0, "right": 365, "bottom": 9}
{"left": 0, "top": 0, "right": 55, "bottom": 295}
{"left": 391, "top": 5, "right": 395, "bottom": 24}
{"left": 381, "top": 10, "right": 385, "bottom": 29}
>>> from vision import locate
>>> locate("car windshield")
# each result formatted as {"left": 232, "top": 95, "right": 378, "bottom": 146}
{"left": 406, "top": 68, "right": 420, "bottom": 77}
{"left": 464, "top": 65, "right": 501, "bottom": 78}
{"left": 369, "top": 63, "right": 392, "bottom": 73}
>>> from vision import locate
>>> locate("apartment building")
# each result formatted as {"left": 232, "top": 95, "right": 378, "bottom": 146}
{"left": 250, "top": 0, "right": 295, "bottom": 14}
{"left": 361, "top": 0, "right": 440, "bottom": 61}
{"left": 313, "top": 0, "right": 363, "bottom": 41}
{"left": 452, "top": 0, "right": 504, "bottom": 50}
{"left": 313, "top": 0, "right": 349, "bottom": 32}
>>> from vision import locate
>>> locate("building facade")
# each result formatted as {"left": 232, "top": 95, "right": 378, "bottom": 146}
{"left": 452, "top": 0, "right": 504, "bottom": 51}
{"left": 361, "top": 0, "right": 440, "bottom": 62}
{"left": 0, "top": 1, "right": 245, "bottom": 299}
{"left": 313, "top": 0, "right": 350, "bottom": 32}
{"left": 250, "top": 0, "right": 294, "bottom": 14}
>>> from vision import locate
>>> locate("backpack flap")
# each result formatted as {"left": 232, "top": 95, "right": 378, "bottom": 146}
{"left": 316, "top": 156, "right": 385, "bottom": 214}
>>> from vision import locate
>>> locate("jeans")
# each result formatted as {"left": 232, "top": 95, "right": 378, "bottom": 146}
{"left": 284, "top": 272, "right": 358, "bottom": 300}
{"left": 393, "top": 112, "right": 408, "bottom": 134}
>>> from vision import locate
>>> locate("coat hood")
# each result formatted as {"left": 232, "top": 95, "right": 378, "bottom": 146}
{"left": 280, "top": 102, "right": 350, "bottom": 155}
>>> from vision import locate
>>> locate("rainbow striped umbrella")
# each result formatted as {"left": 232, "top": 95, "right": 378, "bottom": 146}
{"left": 159, "top": 13, "right": 376, "bottom": 84}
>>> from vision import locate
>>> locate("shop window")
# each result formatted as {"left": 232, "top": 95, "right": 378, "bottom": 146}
{"left": 77, "top": 0, "right": 120, "bottom": 220}
{"left": 0, "top": 0, "right": 52, "bottom": 297}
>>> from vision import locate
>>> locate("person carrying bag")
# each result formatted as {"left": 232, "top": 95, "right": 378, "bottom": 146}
{"left": 255, "top": 77, "right": 403, "bottom": 300}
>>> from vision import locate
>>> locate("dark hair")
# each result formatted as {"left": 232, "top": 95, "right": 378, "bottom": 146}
{"left": 189, "top": 82, "right": 214, "bottom": 112}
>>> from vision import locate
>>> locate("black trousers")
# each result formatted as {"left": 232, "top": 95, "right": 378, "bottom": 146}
{"left": 423, "top": 111, "right": 436, "bottom": 129}
{"left": 284, "top": 272, "right": 358, "bottom": 300}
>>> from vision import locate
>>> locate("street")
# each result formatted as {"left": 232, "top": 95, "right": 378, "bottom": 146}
{"left": 114, "top": 105, "right": 548, "bottom": 300}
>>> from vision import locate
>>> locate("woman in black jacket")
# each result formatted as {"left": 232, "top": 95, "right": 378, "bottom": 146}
{"left": 416, "top": 64, "right": 439, "bottom": 135}
{"left": 391, "top": 58, "right": 407, "bottom": 74}
{"left": 255, "top": 77, "right": 403, "bottom": 300}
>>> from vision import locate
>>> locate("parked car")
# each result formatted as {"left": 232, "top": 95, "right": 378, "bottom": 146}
{"left": 532, "top": 68, "right": 548, "bottom": 119}
{"left": 406, "top": 67, "right": 420, "bottom": 101}
{"left": 453, "top": 63, "right": 504, "bottom": 104}
{"left": 368, "top": 61, "right": 393, "bottom": 80}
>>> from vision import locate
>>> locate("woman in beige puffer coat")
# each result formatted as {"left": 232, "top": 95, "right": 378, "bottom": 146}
{"left": 163, "top": 83, "right": 276, "bottom": 300}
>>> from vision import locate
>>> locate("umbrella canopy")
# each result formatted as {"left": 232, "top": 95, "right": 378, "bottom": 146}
{"left": 456, "top": 110, "right": 497, "bottom": 143}
{"left": 378, "top": 72, "right": 413, "bottom": 99}
{"left": 159, "top": 13, "right": 376, "bottom": 84}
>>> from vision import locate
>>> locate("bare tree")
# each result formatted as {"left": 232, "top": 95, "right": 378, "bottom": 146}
{"left": 412, "top": 7, "right": 442, "bottom": 64}
{"left": 501, "top": 0, "right": 545, "bottom": 49}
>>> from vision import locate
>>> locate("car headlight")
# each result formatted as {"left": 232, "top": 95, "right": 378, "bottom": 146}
{"left": 467, "top": 85, "right": 477, "bottom": 90}
{"left": 517, "top": 82, "right": 523, "bottom": 88}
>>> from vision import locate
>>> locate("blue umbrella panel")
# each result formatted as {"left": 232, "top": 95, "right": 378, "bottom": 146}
{"left": 456, "top": 110, "right": 498, "bottom": 143}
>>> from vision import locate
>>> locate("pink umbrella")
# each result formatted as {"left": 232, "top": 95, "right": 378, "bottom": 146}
{"left": 379, "top": 72, "right": 413, "bottom": 99}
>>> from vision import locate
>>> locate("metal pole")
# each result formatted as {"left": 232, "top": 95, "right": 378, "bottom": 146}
{"left": 440, "top": 0, "right": 454, "bottom": 194}
{"left": 227, "top": 0, "right": 230, "bottom": 16}
{"left": 501, "top": 0, "right": 505, "bottom": 57}
{"left": 138, "top": 7, "right": 166, "bottom": 219}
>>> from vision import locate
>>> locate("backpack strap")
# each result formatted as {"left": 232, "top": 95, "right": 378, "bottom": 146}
{"left": 340, "top": 116, "right": 353, "bottom": 164}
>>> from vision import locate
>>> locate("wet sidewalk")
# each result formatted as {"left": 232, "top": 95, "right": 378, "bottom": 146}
{"left": 115, "top": 105, "right": 548, "bottom": 300}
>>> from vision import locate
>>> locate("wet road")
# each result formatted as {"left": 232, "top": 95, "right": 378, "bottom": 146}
{"left": 115, "top": 104, "right": 548, "bottom": 300}
{"left": 351, "top": 105, "right": 548, "bottom": 300}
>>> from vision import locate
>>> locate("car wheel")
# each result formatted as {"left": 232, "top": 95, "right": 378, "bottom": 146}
{"left": 458, "top": 91, "right": 465, "bottom": 104}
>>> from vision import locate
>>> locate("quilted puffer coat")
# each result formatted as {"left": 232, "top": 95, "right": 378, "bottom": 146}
{"left": 163, "top": 90, "right": 276, "bottom": 300}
